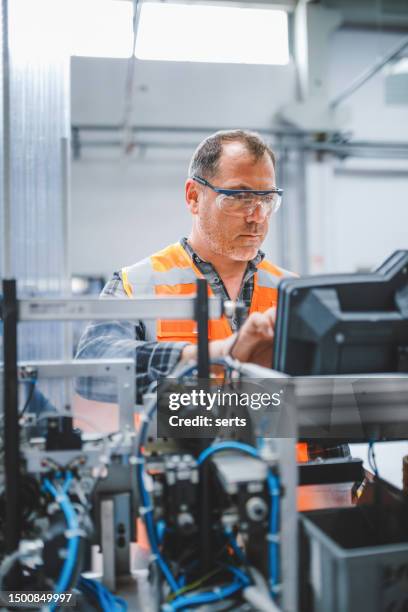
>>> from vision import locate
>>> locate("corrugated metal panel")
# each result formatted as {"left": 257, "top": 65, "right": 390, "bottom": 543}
{"left": 6, "top": 0, "right": 71, "bottom": 405}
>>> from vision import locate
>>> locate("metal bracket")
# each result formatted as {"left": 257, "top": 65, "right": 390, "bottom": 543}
{"left": 13, "top": 359, "right": 136, "bottom": 431}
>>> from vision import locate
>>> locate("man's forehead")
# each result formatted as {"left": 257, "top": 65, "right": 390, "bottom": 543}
{"left": 215, "top": 142, "right": 275, "bottom": 182}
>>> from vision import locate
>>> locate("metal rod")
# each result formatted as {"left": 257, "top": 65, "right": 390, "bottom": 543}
{"left": 19, "top": 296, "right": 222, "bottom": 322}
{"left": 297, "top": 147, "right": 309, "bottom": 275}
{"left": 122, "top": 0, "right": 141, "bottom": 154}
{"left": 101, "top": 498, "right": 116, "bottom": 591}
{"left": 74, "top": 138, "right": 408, "bottom": 151}
{"left": 199, "top": 460, "right": 211, "bottom": 575}
{"left": 1, "top": 0, "right": 12, "bottom": 277}
{"left": 61, "top": 137, "right": 73, "bottom": 402}
{"left": 61, "top": 137, "right": 71, "bottom": 289}
{"left": 71, "top": 124, "right": 307, "bottom": 136}
{"left": 195, "top": 279, "right": 209, "bottom": 381}
{"left": 275, "top": 136, "right": 287, "bottom": 268}
{"left": 330, "top": 34, "right": 408, "bottom": 109}
{"left": 2, "top": 280, "right": 21, "bottom": 585}
{"left": 73, "top": 135, "right": 408, "bottom": 160}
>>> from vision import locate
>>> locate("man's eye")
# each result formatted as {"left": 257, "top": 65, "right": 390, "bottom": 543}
{"left": 231, "top": 194, "right": 251, "bottom": 203}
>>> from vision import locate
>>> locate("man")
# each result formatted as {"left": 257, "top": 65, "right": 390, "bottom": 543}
{"left": 76, "top": 130, "right": 290, "bottom": 429}
{"left": 76, "top": 129, "right": 349, "bottom": 462}
{"left": 76, "top": 129, "right": 353, "bottom": 484}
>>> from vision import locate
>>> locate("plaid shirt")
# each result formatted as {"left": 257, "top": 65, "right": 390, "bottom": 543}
{"left": 75, "top": 238, "right": 263, "bottom": 404}
{"left": 181, "top": 237, "right": 264, "bottom": 332}
{"left": 76, "top": 239, "right": 350, "bottom": 459}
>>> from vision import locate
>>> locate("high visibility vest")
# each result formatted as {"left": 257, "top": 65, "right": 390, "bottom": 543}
{"left": 120, "top": 242, "right": 293, "bottom": 341}
{"left": 121, "top": 242, "right": 308, "bottom": 461}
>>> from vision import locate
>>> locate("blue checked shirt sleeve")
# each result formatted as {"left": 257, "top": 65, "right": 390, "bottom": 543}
{"left": 75, "top": 272, "right": 189, "bottom": 404}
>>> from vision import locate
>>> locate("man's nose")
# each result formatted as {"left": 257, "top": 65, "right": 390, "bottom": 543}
{"left": 245, "top": 202, "right": 267, "bottom": 224}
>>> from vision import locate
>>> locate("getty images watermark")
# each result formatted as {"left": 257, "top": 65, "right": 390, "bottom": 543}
{"left": 156, "top": 376, "right": 408, "bottom": 440}
{"left": 166, "top": 388, "right": 283, "bottom": 430}
{"left": 157, "top": 379, "right": 290, "bottom": 439}
{"left": 168, "top": 388, "right": 283, "bottom": 411}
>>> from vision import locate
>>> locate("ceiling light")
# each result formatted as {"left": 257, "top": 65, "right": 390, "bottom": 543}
{"left": 135, "top": 3, "right": 289, "bottom": 65}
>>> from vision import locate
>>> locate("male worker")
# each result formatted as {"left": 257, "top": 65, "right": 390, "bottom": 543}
{"left": 76, "top": 129, "right": 348, "bottom": 461}
{"left": 76, "top": 130, "right": 287, "bottom": 415}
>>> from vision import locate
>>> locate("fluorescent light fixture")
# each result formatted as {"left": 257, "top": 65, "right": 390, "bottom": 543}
{"left": 70, "top": 0, "right": 133, "bottom": 58}
{"left": 135, "top": 3, "right": 289, "bottom": 65}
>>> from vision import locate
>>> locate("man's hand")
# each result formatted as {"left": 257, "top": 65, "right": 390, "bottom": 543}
{"left": 180, "top": 307, "right": 276, "bottom": 368}
{"left": 229, "top": 306, "right": 276, "bottom": 367}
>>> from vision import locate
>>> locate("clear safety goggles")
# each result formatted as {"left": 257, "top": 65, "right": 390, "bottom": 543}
{"left": 192, "top": 175, "right": 282, "bottom": 218}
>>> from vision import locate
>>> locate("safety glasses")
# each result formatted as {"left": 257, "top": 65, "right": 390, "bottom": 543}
{"left": 192, "top": 175, "right": 283, "bottom": 218}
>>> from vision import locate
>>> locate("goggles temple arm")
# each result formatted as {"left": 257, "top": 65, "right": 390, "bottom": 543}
{"left": 192, "top": 176, "right": 282, "bottom": 197}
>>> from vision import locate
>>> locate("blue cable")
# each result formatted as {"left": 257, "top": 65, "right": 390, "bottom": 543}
{"left": 137, "top": 409, "right": 279, "bottom": 602}
{"left": 224, "top": 527, "right": 246, "bottom": 563}
{"left": 164, "top": 580, "right": 244, "bottom": 611}
{"left": 79, "top": 578, "right": 110, "bottom": 612}
{"left": 136, "top": 402, "right": 180, "bottom": 592}
{"left": 268, "top": 472, "right": 280, "bottom": 598}
{"left": 164, "top": 565, "right": 250, "bottom": 612}
{"left": 79, "top": 576, "right": 127, "bottom": 612}
{"left": 43, "top": 474, "right": 79, "bottom": 612}
{"left": 368, "top": 440, "right": 379, "bottom": 477}
{"left": 62, "top": 474, "right": 73, "bottom": 494}
{"left": 198, "top": 442, "right": 281, "bottom": 598}
{"left": 197, "top": 441, "right": 259, "bottom": 465}
{"left": 156, "top": 520, "right": 167, "bottom": 544}
{"left": 222, "top": 564, "right": 250, "bottom": 586}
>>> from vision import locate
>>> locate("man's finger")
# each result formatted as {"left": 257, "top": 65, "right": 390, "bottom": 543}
{"left": 264, "top": 306, "right": 277, "bottom": 323}
{"left": 251, "top": 314, "right": 274, "bottom": 338}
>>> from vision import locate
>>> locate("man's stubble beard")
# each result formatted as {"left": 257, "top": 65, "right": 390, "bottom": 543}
{"left": 197, "top": 216, "right": 260, "bottom": 262}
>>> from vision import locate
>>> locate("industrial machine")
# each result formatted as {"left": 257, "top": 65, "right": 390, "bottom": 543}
{"left": 0, "top": 251, "right": 408, "bottom": 611}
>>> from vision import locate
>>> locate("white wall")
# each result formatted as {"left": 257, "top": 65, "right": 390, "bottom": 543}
{"left": 71, "top": 29, "right": 408, "bottom": 279}
{"left": 71, "top": 154, "right": 191, "bottom": 278}
{"left": 316, "top": 29, "right": 408, "bottom": 274}
{"left": 71, "top": 57, "right": 297, "bottom": 277}
{"left": 328, "top": 29, "right": 408, "bottom": 141}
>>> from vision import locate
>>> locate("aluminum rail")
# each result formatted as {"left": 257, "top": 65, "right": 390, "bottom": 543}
{"left": 18, "top": 295, "right": 223, "bottom": 321}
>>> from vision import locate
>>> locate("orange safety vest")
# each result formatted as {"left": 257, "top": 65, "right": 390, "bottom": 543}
{"left": 121, "top": 242, "right": 308, "bottom": 462}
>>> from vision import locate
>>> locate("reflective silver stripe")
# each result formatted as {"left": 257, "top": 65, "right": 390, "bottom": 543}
{"left": 144, "top": 320, "right": 157, "bottom": 341}
{"left": 257, "top": 265, "right": 296, "bottom": 289}
{"left": 125, "top": 259, "right": 197, "bottom": 290}
{"left": 122, "top": 258, "right": 197, "bottom": 341}
{"left": 120, "top": 261, "right": 158, "bottom": 339}
{"left": 124, "top": 258, "right": 155, "bottom": 294}
{"left": 257, "top": 269, "right": 281, "bottom": 289}
{"left": 152, "top": 266, "right": 197, "bottom": 286}
{"left": 275, "top": 266, "right": 297, "bottom": 279}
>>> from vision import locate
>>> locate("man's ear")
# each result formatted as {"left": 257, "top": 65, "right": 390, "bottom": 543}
{"left": 185, "top": 178, "right": 200, "bottom": 215}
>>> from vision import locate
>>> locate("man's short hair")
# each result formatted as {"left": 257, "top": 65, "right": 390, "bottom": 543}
{"left": 188, "top": 129, "right": 276, "bottom": 179}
